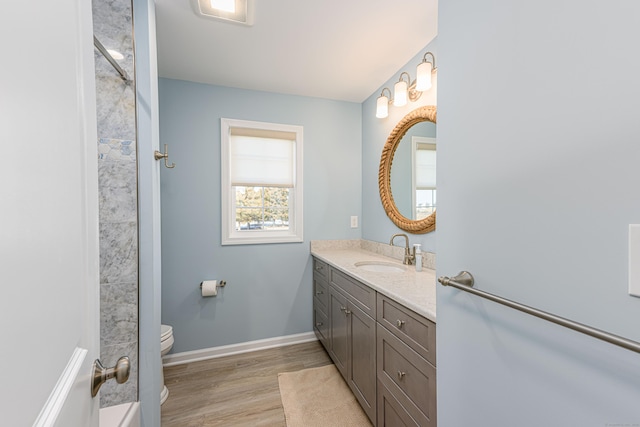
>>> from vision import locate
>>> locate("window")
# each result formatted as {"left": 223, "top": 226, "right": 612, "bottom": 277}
{"left": 412, "top": 137, "right": 436, "bottom": 220}
{"left": 221, "top": 118, "right": 303, "bottom": 245}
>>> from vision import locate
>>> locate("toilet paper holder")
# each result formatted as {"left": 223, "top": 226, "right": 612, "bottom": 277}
{"left": 199, "top": 280, "right": 226, "bottom": 290}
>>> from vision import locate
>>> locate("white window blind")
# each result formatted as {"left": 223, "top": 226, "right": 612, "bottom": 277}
{"left": 230, "top": 134, "right": 295, "bottom": 188}
{"left": 221, "top": 118, "right": 304, "bottom": 245}
{"left": 416, "top": 143, "right": 436, "bottom": 189}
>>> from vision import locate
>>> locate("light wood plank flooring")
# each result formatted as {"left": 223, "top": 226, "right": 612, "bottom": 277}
{"left": 161, "top": 340, "right": 333, "bottom": 426}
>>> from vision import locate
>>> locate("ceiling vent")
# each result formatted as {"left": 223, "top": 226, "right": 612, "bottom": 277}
{"left": 193, "top": 0, "right": 254, "bottom": 26}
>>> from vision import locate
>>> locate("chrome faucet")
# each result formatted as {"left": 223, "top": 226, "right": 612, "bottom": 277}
{"left": 389, "top": 233, "right": 415, "bottom": 265}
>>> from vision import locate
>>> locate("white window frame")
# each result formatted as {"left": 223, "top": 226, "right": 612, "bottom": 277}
{"left": 221, "top": 118, "right": 303, "bottom": 245}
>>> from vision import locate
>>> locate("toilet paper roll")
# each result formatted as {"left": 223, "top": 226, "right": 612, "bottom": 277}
{"left": 201, "top": 280, "right": 218, "bottom": 297}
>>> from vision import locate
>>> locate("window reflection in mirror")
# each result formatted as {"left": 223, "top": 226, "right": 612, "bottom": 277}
{"left": 413, "top": 138, "right": 436, "bottom": 220}
{"left": 390, "top": 120, "right": 436, "bottom": 220}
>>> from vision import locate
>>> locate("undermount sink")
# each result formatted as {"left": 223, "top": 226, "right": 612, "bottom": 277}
{"left": 354, "top": 261, "right": 406, "bottom": 273}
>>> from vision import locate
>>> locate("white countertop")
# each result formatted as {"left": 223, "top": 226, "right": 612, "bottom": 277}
{"left": 311, "top": 247, "right": 436, "bottom": 322}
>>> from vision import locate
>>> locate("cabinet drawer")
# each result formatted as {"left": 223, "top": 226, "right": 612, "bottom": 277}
{"left": 330, "top": 268, "right": 376, "bottom": 317}
{"left": 313, "top": 258, "right": 328, "bottom": 280}
{"left": 377, "top": 380, "right": 422, "bottom": 427}
{"left": 313, "top": 305, "right": 329, "bottom": 350}
{"left": 377, "top": 294, "right": 436, "bottom": 366}
{"left": 313, "top": 274, "right": 329, "bottom": 315}
{"left": 377, "top": 325, "right": 436, "bottom": 427}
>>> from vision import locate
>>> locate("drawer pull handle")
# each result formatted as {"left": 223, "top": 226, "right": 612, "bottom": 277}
{"left": 340, "top": 306, "right": 347, "bottom": 312}
{"left": 345, "top": 309, "right": 351, "bottom": 315}
{"left": 316, "top": 322, "right": 323, "bottom": 327}
{"left": 316, "top": 265, "right": 324, "bottom": 271}
{"left": 396, "top": 320, "right": 406, "bottom": 328}
{"left": 315, "top": 291, "right": 324, "bottom": 295}
{"left": 397, "top": 371, "right": 406, "bottom": 380}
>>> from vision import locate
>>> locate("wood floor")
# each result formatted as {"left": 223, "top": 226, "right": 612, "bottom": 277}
{"left": 161, "top": 340, "right": 333, "bottom": 426}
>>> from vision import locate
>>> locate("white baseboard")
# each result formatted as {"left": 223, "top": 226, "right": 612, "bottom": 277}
{"left": 162, "top": 332, "right": 318, "bottom": 367}
{"left": 100, "top": 402, "right": 140, "bottom": 427}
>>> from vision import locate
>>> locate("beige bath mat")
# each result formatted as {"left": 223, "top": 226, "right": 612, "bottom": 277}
{"left": 278, "top": 364, "right": 372, "bottom": 427}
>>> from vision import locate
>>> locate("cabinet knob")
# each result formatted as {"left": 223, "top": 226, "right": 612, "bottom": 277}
{"left": 315, "top": 265, "right": 324, "bottom": 271}
{"left": 315, "top": 290, "right": 323, "bottom": 295}
{"left": 396, "top": 319, "right": 406, "bottom": 328}
{"left": 316, "top": 322, "right": 323, "bottom": 327}
{"left": 340, "top": 306, "right": 347, "bottom": 312}
{"left": 397, "top": 371, "right": 406, "bottom": 380}
{"left": 345, "top": 309, "right": 351, "bottom": 315}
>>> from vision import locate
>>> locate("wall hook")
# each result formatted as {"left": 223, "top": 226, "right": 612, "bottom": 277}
{"left": 154, "top": 144, "right": 176, "bottom": 168}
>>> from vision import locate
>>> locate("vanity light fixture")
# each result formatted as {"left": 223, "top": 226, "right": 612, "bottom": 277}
{"left": 393, "top": 72, "right": 410, "bottom": 107}
{"left": 376, "top": 88, "right": 392, "bottom": 118}
{"left": 376, "top": 51, "right": 437, "bottom": 119}
{"left": 416, "top": 52, "right": 436, "bottom": 91}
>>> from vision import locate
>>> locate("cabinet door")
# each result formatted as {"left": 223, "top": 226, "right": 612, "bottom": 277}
{"left": 329, "top": 286, "right": 349, "bottom": 378}
{"left": 377, "top": 380, "right": 420, "bottom": 427}
{"left": 313, "top": 305, "right": 329, "bottom": 350}
{"left": 348, "top": 302, "right": 377, "bottom": 424}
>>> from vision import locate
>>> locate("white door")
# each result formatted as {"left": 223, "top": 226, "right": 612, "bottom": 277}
{"left": 0, "top": 0, "right": 101, "bottom": 425}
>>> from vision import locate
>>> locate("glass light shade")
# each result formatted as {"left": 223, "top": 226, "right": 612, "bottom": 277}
{"left": 394, "top": 80, "right": 408, "bottom": 106}
{"left": 415, "top": 61, "right": 433, "bottom": 91}
{"left": 376, "top": 95, "right": 389, "bottom": 118}
{"left": 211, "top": 0, "right": 235, "bottom": 12}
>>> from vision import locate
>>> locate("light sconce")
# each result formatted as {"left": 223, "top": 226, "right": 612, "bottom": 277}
{"left": 376, "top": 51, "right": 437, "bottom": 119}
{"left": 376, "top": 88, "right": 392, "bottom": 118}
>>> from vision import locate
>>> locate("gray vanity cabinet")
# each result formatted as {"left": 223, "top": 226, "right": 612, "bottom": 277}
{"left": 313, "top": 259, "right": 330, "bottom": 349}
{"left": 312, "top": 256, "right": 436, "bottom": 426}
{"left": 328, "top": 268, "right": 377, "bottom": 424}
{"left": 376, "top": 294, "right": 437, "bottom": 426}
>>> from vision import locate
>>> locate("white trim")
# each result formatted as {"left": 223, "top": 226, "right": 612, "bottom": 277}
{"left": 162, "top": 332, "right": 317, "bottom": 367}
{"left": 33, "top": 347, "right": 88, "bottom": 427}
{"left": 99, "top": 402, "right": 140, "bottom": 427}
{"left": 221, "top": 118, "right": 304, "bottom": 245}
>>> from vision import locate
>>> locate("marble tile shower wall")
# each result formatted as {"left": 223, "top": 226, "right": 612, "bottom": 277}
{"left": 93, "top": 0, "right": 138, "bottom": 407}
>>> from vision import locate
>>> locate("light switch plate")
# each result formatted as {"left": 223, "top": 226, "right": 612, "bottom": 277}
{"left": 630, "top": 224, "right": 640, "bottom": 297}
{"left": 350, "top": 216, "right": 358, "bottom": 228}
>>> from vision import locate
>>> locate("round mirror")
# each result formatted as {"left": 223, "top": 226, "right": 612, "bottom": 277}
{"left": 379, "top": 106, "right": 437, "bottom": 234}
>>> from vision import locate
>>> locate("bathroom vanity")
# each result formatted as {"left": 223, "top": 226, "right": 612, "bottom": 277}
{"left": 311, "top": 241, "right": 437, "bottom": 426}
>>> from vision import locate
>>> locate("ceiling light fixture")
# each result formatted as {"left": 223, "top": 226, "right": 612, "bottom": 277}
{"left": 376, "top": 51, "right": 437, "bottom": 119}
{"left": 194, "top": 0, "right": 253, "bottom": 26}
{"left": 210, "top": 0, "right": 235, "bottom": 13}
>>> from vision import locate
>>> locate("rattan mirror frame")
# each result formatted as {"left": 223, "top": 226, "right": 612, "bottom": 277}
{"left": 378, "top": 105, "right": 437, "bottom": 234}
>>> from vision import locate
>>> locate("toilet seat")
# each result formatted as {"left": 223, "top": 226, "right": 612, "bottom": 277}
{"left": 161, "top": 324, "right": 173, "bottom": 341}
{"left": 161, "top": 324, "right": 174, "bottom": 357}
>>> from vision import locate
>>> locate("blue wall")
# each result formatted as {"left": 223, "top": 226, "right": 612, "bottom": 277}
{"left": 361, "top": 39, "right": 438, "bottom": 253}
{"left": 437, "top": 1, "right": 640, "bottom": 425}
{"left": 158, "top": 78, "right": 361, "bottom": 352}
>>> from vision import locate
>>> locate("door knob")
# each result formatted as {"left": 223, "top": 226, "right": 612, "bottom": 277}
{"left": 91, "top": 356, "right": 130, "bottom": 397}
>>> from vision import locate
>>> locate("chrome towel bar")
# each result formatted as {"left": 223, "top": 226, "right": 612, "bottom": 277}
{"left": 439, "top": 271, "right": 640, "bottom": 355}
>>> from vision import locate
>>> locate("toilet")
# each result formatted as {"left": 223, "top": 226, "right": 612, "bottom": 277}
{"left": 160, "top": 324, "right": 174, "bottom": 405}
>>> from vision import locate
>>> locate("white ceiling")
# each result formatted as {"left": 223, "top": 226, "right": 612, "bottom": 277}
{"left": 154, "top": 0, "right": 438, "bottom": 103}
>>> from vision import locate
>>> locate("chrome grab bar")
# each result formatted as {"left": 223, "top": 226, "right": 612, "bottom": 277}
{"left": 439, "top": 271, "right": 640, "bottom": 355}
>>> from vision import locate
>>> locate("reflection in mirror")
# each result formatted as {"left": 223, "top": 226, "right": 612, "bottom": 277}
{"left": 390, "top": 122, "right": 436, "bottom": 220}
{"left": 379, "top": 105, "right": 436, "bottom": 234}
